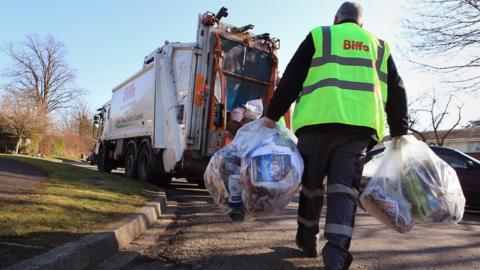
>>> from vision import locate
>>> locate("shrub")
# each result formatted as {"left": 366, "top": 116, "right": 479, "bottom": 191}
{"left": 52, "top": 137, "right": 65, "bottom": 156}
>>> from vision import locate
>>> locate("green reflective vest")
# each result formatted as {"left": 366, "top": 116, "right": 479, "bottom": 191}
{"left": 292, "top": 23, "right": 390, "bottom": 140}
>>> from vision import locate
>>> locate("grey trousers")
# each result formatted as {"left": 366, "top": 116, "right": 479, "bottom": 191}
{"left": 296, "top": 131, "right": 371, "bottom": 270}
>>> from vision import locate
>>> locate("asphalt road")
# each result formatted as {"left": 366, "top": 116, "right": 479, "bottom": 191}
{"left": 94, "top": 178, "right": 480, "bottom": 270}
{"left": 0, "top": 157, "right": 47, "bottom": 198}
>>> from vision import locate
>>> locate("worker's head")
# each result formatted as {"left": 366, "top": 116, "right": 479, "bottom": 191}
{"left": 334, "top": 1, "right": 364, "bottom": 26}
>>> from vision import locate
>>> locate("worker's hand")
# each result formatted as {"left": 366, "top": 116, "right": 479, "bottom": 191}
{"left": 261, "top": 117, "right": 276, "bottom": 129}
{"left": 391, "top": 136, "right": 401, "bottom": 149}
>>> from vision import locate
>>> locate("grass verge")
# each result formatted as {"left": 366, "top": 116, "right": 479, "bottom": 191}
{"left": 0, "top": 154, "right": 161, "bottom": 266}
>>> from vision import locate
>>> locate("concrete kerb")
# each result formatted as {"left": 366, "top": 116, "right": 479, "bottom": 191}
{"left": 6, "top": 191, "right": 168, "bottom": 270}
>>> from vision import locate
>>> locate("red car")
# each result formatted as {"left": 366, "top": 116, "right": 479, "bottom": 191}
{"left": 365, "top": 146, "right": 480, "bottom": 209}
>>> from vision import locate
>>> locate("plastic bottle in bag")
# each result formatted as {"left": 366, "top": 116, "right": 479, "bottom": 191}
{"left": 228, "top": 174, "right": 242, "bottom": 205}
{"left": 228, "top": 174, "right": 245, "bottom": 222}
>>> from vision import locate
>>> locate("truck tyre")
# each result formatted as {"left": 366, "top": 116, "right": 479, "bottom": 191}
{"left": 124, "top": 143, "right": 138, "bottom": 178}
{"left": 97, "top": 143, "right": 113, "bottom": 173}
{"left": 137, "top": 142, "right": 172, "bottom": 187}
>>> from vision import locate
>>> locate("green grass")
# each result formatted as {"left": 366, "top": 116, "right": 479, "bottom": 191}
{"left": 49, "top": 155, "right": 82, "bottom": 162}
{"left": 0, "top": 154, "right": 161, "bottom": 244}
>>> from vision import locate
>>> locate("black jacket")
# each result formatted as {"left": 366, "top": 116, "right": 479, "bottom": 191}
{"left": 266, "top": 26, "right": 409, "bottom": 138}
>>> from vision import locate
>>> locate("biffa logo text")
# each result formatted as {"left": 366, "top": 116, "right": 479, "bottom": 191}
{"left": 343, "top": 40, "right": 369, "bottom": 52}
{"left": 123, "top": 84, "right": 136, "bottom": 102}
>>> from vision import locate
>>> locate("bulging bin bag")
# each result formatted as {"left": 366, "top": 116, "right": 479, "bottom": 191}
{"left": 360, "top": 135, "right": 466, "bottom": 233}
{"left": 359, "top": 145, "right": 413, "bottom": 233}
{"left": 240, "top": 122, "right": 303, "bottom": 217}
{"left": 204, "top": 119, "right": 303, "bottom": 220}
{"left": 399, "top": 136, "right": 465, "bottom": 223}
{"left": 203, "top": 145, "right": 242, "bottom": 214}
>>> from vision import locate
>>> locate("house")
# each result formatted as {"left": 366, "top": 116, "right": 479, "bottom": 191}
{"left": 414, "top": 127, "right": 480, "bottom": 160}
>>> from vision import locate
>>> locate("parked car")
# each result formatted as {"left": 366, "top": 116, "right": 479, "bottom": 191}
{"left": 365, "top": 145, "right": 480, "bottom": 209}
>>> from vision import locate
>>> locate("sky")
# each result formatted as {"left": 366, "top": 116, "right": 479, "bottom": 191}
{"left": 0, "top": 0, "right": 478, "bottom": 129}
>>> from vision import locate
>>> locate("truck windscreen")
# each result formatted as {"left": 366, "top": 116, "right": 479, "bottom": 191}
{"left": 220, "top": 39, "right": 272, "bottom": 111}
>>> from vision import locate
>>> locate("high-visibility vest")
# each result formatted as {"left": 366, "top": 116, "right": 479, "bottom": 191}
{"left": 292, "top": 23, "right": 390, "bottom": 140}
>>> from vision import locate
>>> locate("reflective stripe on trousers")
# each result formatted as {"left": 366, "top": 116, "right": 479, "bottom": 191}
{"left": 325, "top": 223, "right": 353, "bottom": 237}
{"left": 296, "top": 131, "right": 370, "bottom": 269}
{"left": 327, "top": 183, "right": 359, "bottom": 199}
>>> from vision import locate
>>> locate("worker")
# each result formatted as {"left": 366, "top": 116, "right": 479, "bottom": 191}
{"left": 262, "top": 2, "right": 408, "bottom": 269}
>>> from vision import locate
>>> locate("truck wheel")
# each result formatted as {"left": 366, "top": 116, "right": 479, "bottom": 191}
{"left": 137, "top": 144, "right": 151, "bottom": 182}
{"left": 124, "top": 144, "right": 138, "bottom": 178}
{"left": 137, "top": 142, "right": 171, "bottom": 187}
{"left": 97, "top": 143, "right": 112, "bottom": 173}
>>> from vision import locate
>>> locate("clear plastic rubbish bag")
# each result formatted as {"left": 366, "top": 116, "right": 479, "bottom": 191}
{"left": 203, "top": 145, "right": 242, "bottom": 214}
{"left": 359, "top": 145, "right": 413, "bottom": 233}
{"left": 203, "top": 119, "right": 303, "bottom": 220}
{"left": 240, "top": 122, "right": 303, "bottom": 217}
{"left": 244, "top": 99, "right": 263, "bottom": 120}
{"left": 399, "top": 136, "right": 465, "bottom": 223}
{"left": 360, "top": 135, "right": 466, "bottom": 233}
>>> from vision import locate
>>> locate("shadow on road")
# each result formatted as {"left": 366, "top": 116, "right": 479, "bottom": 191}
{"left": 99, "top": 178, "right": 480, "bottom": 270}
{"left": 0, "top": 231, "right": 88, "bottom": 268}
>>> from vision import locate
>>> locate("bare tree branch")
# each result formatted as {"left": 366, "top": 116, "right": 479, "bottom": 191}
{"left": 440, "top": 104, "right": 463, "bottom": 145}
{"left": 0, "top": 90, "right": 48, "bottom": 153}
{"left": 408, "top": 90, "right": 463, "bottom": 146}
{"left": 2, "top": 34, "right": 83, "bottom": 114}
{"left": 403, "top": 0, "right": 480, "bottom": 92}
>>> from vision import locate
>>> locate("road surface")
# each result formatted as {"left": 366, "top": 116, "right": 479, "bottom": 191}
{"left": 94, "top": 178, "right": 480, "bottom": 270}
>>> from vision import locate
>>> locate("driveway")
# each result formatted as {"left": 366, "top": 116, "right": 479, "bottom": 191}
{"left": 0, "top": 157, "right": 47, "bottom": 198}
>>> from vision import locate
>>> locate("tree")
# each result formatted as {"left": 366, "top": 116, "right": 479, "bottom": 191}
{"left": 3, "top": 35, "right": 82, "bottom": 114}
{"left": 71, "top": 102, "right": 93, "bottom": 139}
{"left": 407, "top": 97, "right": 427, "bottom": 142}
{"left": 403, "top": 0, "right": 480, "bottom": 92}
{"left": 0, "top": 90, "right": 47, "bottom": 153}
{"left": 70, "top": 102, "right": 95, "bottom": 153}
{"left": 52, "top": 102, "right": 95, "bottom": 157}
{"left": 413, "top": 91, "right": 463, "bottom": 146}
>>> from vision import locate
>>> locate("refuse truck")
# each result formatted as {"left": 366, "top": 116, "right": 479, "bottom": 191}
{"left": 93, "top": 7, "right": 286, "bottom": 186}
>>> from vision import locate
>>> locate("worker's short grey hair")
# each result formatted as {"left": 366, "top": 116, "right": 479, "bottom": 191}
{"left": 335, "top": 2, "right": 364, "bottom": 25}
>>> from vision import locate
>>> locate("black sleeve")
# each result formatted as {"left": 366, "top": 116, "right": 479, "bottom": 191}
{"left": 265, "top": 33, "right": 315, "bottom": 121}
{"left": 385, "top": 55, "right": 409, "bottom": 137}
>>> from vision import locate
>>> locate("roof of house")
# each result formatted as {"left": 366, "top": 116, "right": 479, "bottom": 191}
{"left": 413, "top": 127, "right": 480, "bottom": 142}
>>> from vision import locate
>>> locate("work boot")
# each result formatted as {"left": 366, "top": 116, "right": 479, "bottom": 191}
{"left": 322, "top": 242, "right": 353, "bottom": 270}
{"left": 229, "top": 207, "right": 245, "bottom": 223}
{"left": 295, "top": 231, "right": 319, "bottom": 257}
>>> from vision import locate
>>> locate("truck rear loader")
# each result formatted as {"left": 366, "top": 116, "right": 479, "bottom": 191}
{"left": 93, "top": 7, "right": 285, "bottom": 186}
